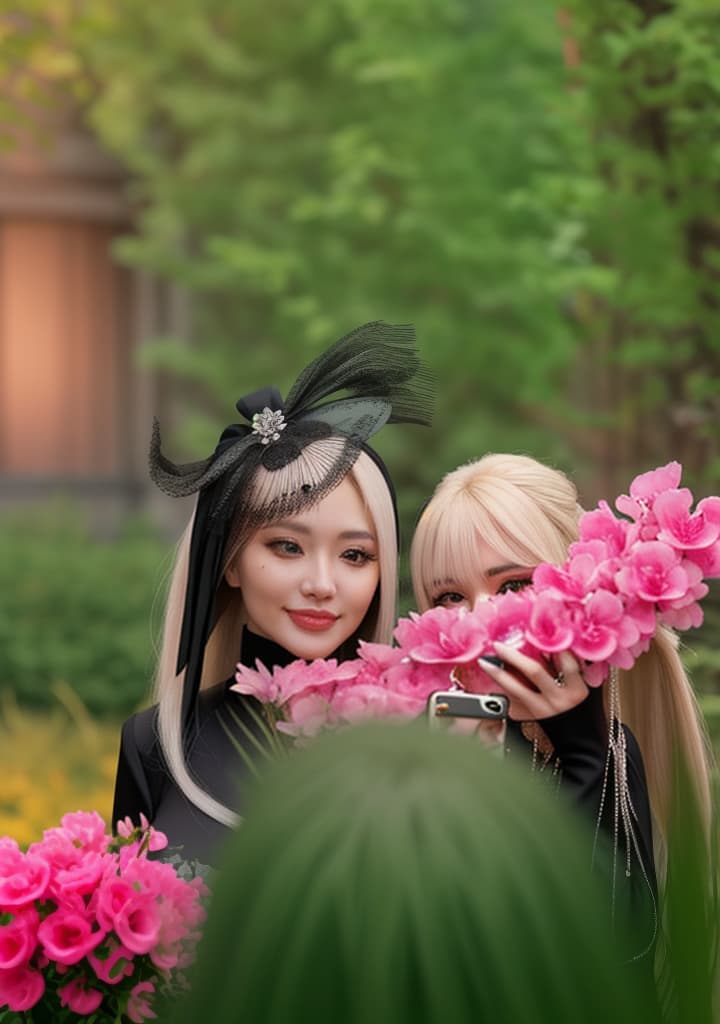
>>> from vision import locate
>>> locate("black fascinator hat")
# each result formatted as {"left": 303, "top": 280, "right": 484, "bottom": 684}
{"left": 150, "top": 322, "right": 433, "bottom": 735}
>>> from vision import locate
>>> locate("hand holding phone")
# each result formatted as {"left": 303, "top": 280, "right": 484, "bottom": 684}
{"left": 427, "top": 690, "right": 509, "bottom": 730}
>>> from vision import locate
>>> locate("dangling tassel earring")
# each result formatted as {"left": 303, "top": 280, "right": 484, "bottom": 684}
{"left": 593, "top": 667, "right": 658, "bottom": 960}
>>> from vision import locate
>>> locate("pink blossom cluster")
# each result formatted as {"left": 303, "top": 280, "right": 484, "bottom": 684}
{"left": 234, "top": 462, "right": 720, "bottom": 733}
{"left": 233, "top": 647, "right": 445, "bottom": 739}
{"left": 394, "top": 462, "right": 720, "bottom": 689}
{"left": 0, "top": 811, "right": 208, "bottom": 1020}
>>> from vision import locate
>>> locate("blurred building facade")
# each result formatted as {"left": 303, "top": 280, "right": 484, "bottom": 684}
{"left": 0, "top": 109, "right": 185, "bottom": 532}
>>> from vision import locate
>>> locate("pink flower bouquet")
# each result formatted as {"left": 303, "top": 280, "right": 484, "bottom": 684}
{"left": 394, "top": 461, "right": 719, "bottom": 690}
{"left": 0, "top": 812, "right": 208, "bottom": 1023}
{"left": 233, "top": 463, "right": 720, "bottom": 735}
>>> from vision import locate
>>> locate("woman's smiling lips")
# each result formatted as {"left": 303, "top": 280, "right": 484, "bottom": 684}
{"left": 286, "top": 609, "right": 340, "bottom": 632}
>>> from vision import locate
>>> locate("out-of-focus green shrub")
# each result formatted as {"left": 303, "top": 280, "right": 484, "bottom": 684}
{"left": 0, "top": 502, "right": 171, "bottom": 717}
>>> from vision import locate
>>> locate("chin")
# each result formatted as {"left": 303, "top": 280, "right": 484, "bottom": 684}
{"left": 284, "top": 632, "right": 343, "bottom": 662}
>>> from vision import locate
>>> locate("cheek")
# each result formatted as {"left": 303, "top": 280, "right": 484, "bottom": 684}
{"left": 348, "top": 566, "right": 381, "bottom": 611}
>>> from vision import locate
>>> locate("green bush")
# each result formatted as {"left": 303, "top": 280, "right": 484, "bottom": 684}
{"left": 0, "top": 503, "right": 171, "bottom": 717}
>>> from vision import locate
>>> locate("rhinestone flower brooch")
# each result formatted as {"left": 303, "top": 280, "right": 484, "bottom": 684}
{"left": 251, "top": 407, "right": 287, "bottom": 445}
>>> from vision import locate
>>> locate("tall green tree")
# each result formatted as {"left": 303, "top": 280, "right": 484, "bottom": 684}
{"left": 65, "top": 0, "right": 580, "bottom": 511}
{"left": 543, "top": 0, "right": 720, "bottom": 496}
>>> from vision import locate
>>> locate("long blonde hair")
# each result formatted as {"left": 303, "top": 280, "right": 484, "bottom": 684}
{"left": 411, "top": 453, "right": 714, "bottom": 867}
{"left": 153, "top": 449, "right": 399, "bottom": 826}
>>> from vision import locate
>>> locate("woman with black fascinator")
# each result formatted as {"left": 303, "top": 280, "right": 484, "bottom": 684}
{"left": 112, "top": 323, "right": 433, "bottom": 863}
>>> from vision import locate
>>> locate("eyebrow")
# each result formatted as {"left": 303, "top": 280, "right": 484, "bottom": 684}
{"left": 433, "top": 564, "right": 531, "bottom": 588}
{"left": 266, "top": 522, "right": 376, "bottom": 542}
{"left": 486, "top": 563, "right": 531, "bottom": 578}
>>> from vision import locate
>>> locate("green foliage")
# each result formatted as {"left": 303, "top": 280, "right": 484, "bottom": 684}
{"left": 66, "top": 0, "right": 583, "bottom": 497}
{"left": 547, "top": 0, "right": 720, "bottom": 489}
{"left": 0, "top": 503, "right": 170, "bottom": 716}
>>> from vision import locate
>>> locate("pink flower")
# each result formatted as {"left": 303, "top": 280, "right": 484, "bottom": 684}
{"left": 533, "top": 562, "right": 585, "bottom": 602}
{"left": 689, "top": 539, "right": 720, "bottom": 578}
{"left": 277, "top": 659, "right": 359, "bottom": 702}
{"left": 525, "top": 593, "right": 575, "bottom": 652}
{"left": 115, "top": 814, "right": 168, "bottom": 854}
{"left": 0, "top": 963, "right": 45, "bottom": 1011}
{"left": 94, "top": 876, "right": 137, "bottom": 933}
{"left": 54, "top": 850, "right": 106, "bottom": 898}
{"left": 0, "top": 844, "right": 50, "bottom": 907}
{"left": 577, "top": 501, "right": 630, "bottom": 555}
{"left": 58, "top": 976, "right": 104, "bottom": 1014}
{"left": 616, "top": 462, "right": 683, "bottom": 520}
{"left": 28, "top": 829, "right": 81, "bottom": 881}
{"left": 331, "top": 683, "right": 424, "bottom": 724}
{"left": 616, "top": 541, "right": 690, "bottom": 603}
{"left": 654, "top": 491, "right": 720, "bottom": 551}
{"left": 383, "top": 657, "right": 456, "bottom": 699}
{"left": 277, "top": 691, "right": 333, "bottom": 738}
{"left": 356, "top": 641, "right": 407, "bottom": 674}
{"left": 394, "top": 607, "right": 489, "bottom": 664}
{"left": 0, "top": 905, "right": 39, "bottom": 969}
{"left": 37, "top": 908, "right": 105, "bottom": 965}
{"left": 570, "top": 590, "right": 627, "bottom": 662}
{"left": 58, "top": 810, "right": 109, "bottom": 853}
{"left": 87, "top": 936, "right": 135, "bottom": 984}
{"left": 113, "top": 893, "right": 161, "bottom": 956}
{"left": 232, "top": 659, "right": 283, "bottom": 703}
{"left": 233, "top": 658, "right": 357, "bottom": 708}
{"left": 127, "top": 979, "right": 157, "bottom": 1023}
{"left": 483, "top": 591, "right": 533, "bottom": 648}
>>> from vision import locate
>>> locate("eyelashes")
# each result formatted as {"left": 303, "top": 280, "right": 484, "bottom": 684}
{"left": 265, "top": 539, "right": 377, "bottom": 565}
{"left": 497, "top": 577, "right": 532, "bottom": 594}
{"left": 431, "top": 576, "right": 533, "bottom": 607}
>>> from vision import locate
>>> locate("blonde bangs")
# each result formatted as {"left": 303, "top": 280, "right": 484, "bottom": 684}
{"left": 411, "top": 456, "right": 579, "bottom": 611}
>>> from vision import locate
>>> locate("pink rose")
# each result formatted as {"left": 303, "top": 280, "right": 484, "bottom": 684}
{"left": 87, "top": 936, "right": 135, "bottom": 984}
{"left": 37, "top": 908, "right": 105, "bottom": 965}
{"left": 94, "top": 877, "right": 137, "bottom": 932}
{"left": 113, "top": 894, "right": 161, "bottom": 955}
{"left": 0, "top": 905, "right": 39, "bottom": 969}
{"left": 58, "top": 976, "right": 104, "bottom": 1014}
{"left": 55, "top": 850, "right": 106, "bottom": 898}
{"left": 0, "top": 845, "right": 51, "bottom": 907}
{"left": 0, "top": 963, "right": 45, "bottom": 1011}
{"left": 127, "top": 979, "right": 157, "bottom": 1023}
{"left": 58, "top": 810, "right": 109, "bottom": 853}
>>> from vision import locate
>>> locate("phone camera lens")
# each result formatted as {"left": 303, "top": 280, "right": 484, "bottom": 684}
{"left": 485, "top": 700, "right": 502, "bottom": 714}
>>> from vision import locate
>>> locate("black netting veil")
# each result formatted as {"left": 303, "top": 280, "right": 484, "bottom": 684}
{"left": 149, "top": 322, "right": 433, "bottom": 736}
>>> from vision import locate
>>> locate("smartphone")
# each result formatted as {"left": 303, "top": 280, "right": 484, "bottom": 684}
{"left": 427, "top": 690, "right": 509, "bottom": 729}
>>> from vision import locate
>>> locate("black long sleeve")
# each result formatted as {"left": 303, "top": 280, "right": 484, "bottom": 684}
{"left": 507, "top": 686, "right": 658, "bottom": 968}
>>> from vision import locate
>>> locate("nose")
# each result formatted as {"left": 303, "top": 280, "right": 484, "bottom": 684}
{"left": 300, "top": 555, "right": 337, "bottom": 600}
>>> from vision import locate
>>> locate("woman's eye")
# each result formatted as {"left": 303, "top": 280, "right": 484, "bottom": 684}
{"left": 342, "top": 547, "right": 377, "bottom": 565}
{"left": 268, "top": 539, "right": 302, "bottom": 557}
{"left": 497, "top": 577, "right": 532, "bottom": 595}
{"left": 432, "top": 591, "right": 467, "bottom": 608}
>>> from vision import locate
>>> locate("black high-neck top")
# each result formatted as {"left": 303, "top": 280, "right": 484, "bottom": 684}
{"left": 111, "top": 628, "right": 296, "bottom": 864}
